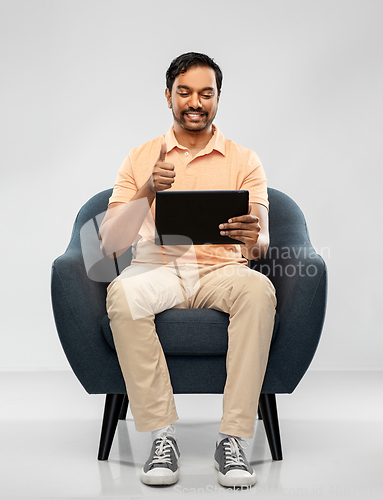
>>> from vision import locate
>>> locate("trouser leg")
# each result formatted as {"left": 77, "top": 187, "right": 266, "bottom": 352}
{"left": 190, "top": 264, "right": 277, "bottom": 439}
{"left": 106, "top": 264, "right": 189, "bottom": 432}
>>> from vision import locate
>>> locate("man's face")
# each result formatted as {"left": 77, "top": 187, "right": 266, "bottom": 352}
{"left": 166, "top": 66, "right": 220, "bottom": 133}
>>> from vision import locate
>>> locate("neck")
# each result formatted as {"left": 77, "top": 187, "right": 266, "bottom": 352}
{"left": 173, "top": 124, "right": 214, "bottom": 155}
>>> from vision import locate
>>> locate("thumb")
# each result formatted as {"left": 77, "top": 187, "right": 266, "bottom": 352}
{"left": 158, "top": 141, "right": 167, "bottom": 162}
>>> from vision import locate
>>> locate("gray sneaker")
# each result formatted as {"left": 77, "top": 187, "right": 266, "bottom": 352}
{"left": 141, "top": 426, "right": 180, "bottom": 485}
{"left": 214, "top": 437, "right": 256, "bottom": 487}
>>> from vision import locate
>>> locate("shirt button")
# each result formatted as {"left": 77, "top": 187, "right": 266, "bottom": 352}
{"left": 187, "top": 164, "right": 191, "bottom": 168}
{"left": 185, "top": 151, "right": 189, "bottom": 156}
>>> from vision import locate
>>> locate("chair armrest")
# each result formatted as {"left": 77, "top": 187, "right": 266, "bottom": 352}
{"left": 251, "top": 248, "right": 328, "bottom": 393}
{"left": 51, "top": 248, "right": 125, "bottom": 394}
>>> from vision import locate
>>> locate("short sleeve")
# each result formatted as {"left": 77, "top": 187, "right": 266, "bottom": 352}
{"left": 108, "top": 153, "right": 138, "bottom": 205}
{"left": 241, "top": 151, "right": 269, "bottom": 210}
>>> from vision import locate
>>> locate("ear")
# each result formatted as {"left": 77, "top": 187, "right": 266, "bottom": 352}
{"left": 165, "top": 88, "right": 172, "bottom": 109}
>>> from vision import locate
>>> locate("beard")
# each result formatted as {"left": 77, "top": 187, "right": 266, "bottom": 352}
{"left": 172, "top": 107, "right": 217, "bottom": 133}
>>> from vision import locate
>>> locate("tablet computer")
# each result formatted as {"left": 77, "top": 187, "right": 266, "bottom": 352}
{"left": 155, "top": 190, "right": 249, "bottom": 245}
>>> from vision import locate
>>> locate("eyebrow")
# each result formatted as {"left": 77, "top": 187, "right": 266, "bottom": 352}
{"left": 176, "top": 85, "right": 215, "bottom": 92}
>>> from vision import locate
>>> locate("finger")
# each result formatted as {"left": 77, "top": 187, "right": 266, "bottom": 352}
{"left": 158, "top": 141, "right": 167, "bottom": 162}
{"left": 155, "top": 171, "right": 176, "bottom": 182}
{"left": 157, "top": 162, "right": 176, "bottom": 171}
{"left": 156, "top": 179, "right": 174, "bottom": 190}
{"left": 222, "top": 226, "right": 254, "bottom": 233}
{"left": 220, "top": 227, "right": 257, "bottom": 237}
{"left": 248, "top": 203, "right": 252, "bottom": 215}
{"left": 157, "top": 183, "right": 173, "bottom": 191}
{"left": 225, "top": 233, "right": 253, "bottom": 245}
{"left": 154, "top": 168, "right": 176, "bottom": 180}
{"left": 222, "top": 215, "right": 259, "bottom": 225}
{"left": 221, "top": 231, "right": 258, "bottom": 247}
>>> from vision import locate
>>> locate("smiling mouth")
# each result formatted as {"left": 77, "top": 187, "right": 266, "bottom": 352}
{"left": 184, "top": 112, "right": 206, "bottom": 120}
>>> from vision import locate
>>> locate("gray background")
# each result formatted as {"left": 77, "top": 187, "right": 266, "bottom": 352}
{"left": 1, "top": 0, "right": 382, "bottom": 370}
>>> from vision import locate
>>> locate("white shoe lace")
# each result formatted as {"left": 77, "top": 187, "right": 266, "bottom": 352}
{"left": 223, "top": 437, "right": 249, "bottom": 469}
{"left": 149, "top": 425, "right": 179, "bottom": 466}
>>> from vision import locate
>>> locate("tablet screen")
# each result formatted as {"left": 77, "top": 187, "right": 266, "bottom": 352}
{"left": 155, "top": 190, "right": 249, "bottom": 245}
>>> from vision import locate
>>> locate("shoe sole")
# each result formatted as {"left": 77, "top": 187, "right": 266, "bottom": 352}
{"left": 214, "top": 460, "right": 256, "bottom": 487}
{"left": 141, "top": 466, "right": 179, "bottom": 486}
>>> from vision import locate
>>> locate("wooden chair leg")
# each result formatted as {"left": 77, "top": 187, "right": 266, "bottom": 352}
{"left": 258, "top": 393, "right": 283, "bottom": 461}
{"left": 98, "top": 394, "right": 125, "bottom": 461}
{"left": 119, "top": 395, "right": 129, "bottom": 420}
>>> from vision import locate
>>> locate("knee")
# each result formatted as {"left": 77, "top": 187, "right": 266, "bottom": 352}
{"left": 106, "top": 277, "right": 133, "bottom": 320}
{"left": 234, "top": 271, "right": 276, "bottom": 307}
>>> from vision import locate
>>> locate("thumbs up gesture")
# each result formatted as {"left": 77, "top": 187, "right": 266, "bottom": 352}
{"left": 148, "top": 141, "right": 176, "bottom": 192}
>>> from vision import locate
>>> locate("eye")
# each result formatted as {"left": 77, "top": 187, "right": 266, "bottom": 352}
{"left": 201, "top": 93, "right": 214, "bottom": 99}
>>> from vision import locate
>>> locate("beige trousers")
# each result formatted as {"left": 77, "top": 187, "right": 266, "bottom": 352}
{"left": 106, "top": 262, "right": 276, "bottom": 439}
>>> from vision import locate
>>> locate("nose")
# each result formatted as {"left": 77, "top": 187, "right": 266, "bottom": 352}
{"left": 189, "top": 92, "right": 202, "bottom": 110}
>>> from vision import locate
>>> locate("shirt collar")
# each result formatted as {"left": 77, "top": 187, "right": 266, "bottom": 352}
{"left": 164, "top": 124, "right": 226, "bottom": 157}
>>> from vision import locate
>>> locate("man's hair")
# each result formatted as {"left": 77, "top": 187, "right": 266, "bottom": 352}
{"left": 166, "top": 52, "right": 223, "bottom": 95}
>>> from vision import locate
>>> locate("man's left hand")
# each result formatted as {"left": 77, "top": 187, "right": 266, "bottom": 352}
{"left": 219, "top": 204, "right": 261, "bottom": 250}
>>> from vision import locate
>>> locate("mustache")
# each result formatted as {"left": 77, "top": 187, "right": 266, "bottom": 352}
{"left": 182, "top": 108, "right": 207, "bottom": 115}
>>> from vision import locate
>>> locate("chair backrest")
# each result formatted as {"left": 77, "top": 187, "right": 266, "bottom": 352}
{"left": 69, "top": 188, "right": 130, "bottom": 283}
{"left": 267, "top": 188, "right": 309, "bottom": 248}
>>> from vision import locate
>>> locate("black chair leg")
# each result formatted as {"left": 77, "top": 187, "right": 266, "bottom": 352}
{"left": 258, "top": 393, "right": 283, "bottom": 461}
{"left": 119, "top": 395, "right": 129, "bottom": 420}
{"left": 258, "top": 405, "right": 263, "bottom": 420}
{"left": 98, "top": 394, "right": 125, "bottom": 461}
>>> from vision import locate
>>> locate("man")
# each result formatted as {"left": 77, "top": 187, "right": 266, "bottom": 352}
{"left": 99, "top": 52, "right": 276, "bottom": 488}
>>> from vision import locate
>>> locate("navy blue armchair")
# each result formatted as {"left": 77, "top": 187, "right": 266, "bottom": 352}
{"left": 51, "top": 188, "right": 327, "bottom": 461}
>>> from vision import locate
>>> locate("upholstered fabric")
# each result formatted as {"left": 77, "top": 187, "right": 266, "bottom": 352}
{"left": 51, "top": 188, "right": 327, "bottom": 396}
{"left": 101, "top": 309, "right": 280, "bottom": 355}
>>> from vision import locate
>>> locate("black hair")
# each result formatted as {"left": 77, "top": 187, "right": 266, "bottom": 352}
{"left": 166, "top": 52, "right": 223, "bottom": 94}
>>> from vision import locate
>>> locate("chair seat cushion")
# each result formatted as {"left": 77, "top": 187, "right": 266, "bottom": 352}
{"left": 101, "top": 308, "right": 280, "bottom": 356}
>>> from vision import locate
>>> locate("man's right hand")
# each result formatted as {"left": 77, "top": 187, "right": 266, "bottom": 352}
{"left": 148, "top": 141, "right": 176, "bottom": 192}
{"left": 100, "top": 141, "right": 175, "bottom": 259}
